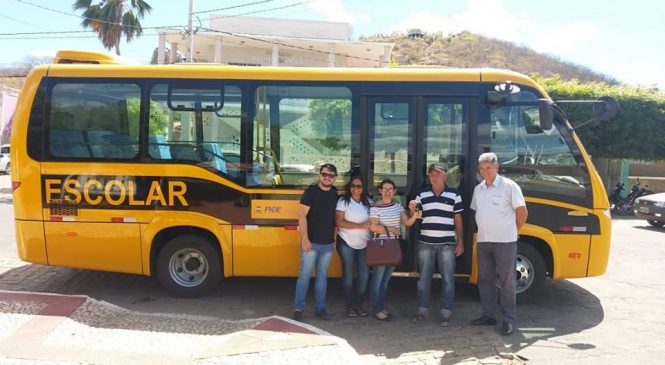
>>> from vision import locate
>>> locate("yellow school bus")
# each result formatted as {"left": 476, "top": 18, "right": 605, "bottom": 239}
{"left": 10, "top": 50, "right": 611, "bottom": 299}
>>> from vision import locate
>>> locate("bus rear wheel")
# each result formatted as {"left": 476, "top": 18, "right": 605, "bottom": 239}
{"left": 515, "top": 242, "right": 546, "bottom": 304}
{"left": 156, "top": 234, "right": 222, "bottom": 298}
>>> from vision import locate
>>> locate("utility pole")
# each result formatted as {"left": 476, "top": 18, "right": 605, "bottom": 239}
{"left": 187, "top": 0, "right": 194, "bottom": 62}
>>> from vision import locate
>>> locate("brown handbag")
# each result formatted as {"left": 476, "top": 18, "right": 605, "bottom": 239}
{"left": 366, "top": 226, "right": 403, "bottom": 267}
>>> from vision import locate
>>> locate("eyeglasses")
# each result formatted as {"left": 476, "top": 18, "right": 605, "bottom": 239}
{"left": 350, "top": 184, "right": 362, "bottom": 189}
{"left": 320, "top": 172, "right": 337, "bottom": 179}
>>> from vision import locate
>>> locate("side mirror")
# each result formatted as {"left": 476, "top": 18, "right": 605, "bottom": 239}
{"left": 593, "top": 96, "right": 619, "bottom": 121}
{"left": 538, "top": 99, "right": 554, "bottom": 130}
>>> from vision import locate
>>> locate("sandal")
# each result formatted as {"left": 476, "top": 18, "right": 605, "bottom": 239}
{"left": 374, "top": 311, "right": 393, "bottom": 321}
{"left": 347, "top": 309, "right": 358, "bottom": 318}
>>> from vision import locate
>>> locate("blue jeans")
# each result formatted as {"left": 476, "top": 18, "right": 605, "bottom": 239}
{"left": 369, "top": 264, "right": 395, "bottom": 314}
{"left": 294, "top": 242, "right": 333, "bottom": 311}
{"left": 417, "top": 242, "right": 456, "bottom": 317}
{"left": 336, "top": 235, "right": 369, "bottom": 310}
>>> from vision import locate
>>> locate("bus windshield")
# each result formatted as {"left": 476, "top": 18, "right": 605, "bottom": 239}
{"left": 483, "top": 90, "right": 591, "bottom": 206}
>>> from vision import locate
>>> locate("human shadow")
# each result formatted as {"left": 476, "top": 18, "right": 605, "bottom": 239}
{"left": 0, "top": 264, "right": 604, "bottom": 363}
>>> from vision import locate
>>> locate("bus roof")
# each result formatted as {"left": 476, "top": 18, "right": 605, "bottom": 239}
{"left": 41, "top": 49, "right": 546, "bottom": 95}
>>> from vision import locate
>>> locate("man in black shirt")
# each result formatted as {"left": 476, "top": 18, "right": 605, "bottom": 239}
{"left": 292, "top": 163, "right": 338, "bottom": 321}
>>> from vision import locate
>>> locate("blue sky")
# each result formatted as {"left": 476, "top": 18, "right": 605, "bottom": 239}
{"left": 1, "top": 0, "right": 663, "bottom": 89}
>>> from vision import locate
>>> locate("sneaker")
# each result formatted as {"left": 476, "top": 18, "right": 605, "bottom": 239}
{"left": 315, "top": 309, "right": 331, "bottom": 320}
{"left": 470, "top": 315, "right": 497, "bottom": 326}
{"left": 292, "top": 310, "right": 303, "bottom": 321}
{"left": 440, "top": 316, "right": 451, "bottom": 327}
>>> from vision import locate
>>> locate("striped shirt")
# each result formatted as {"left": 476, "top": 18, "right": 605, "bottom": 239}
{"left": 415, "top": 186, "right": 463, "bottom": 245}
{"left": 369, "top": 201, "right": 404, "bottom": 238}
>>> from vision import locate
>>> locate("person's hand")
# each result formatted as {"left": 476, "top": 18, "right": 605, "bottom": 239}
{"left": 408, "top": 200, "right": 417, "bottom": 211}
{"left": 455, "top": 242, "right": 464, "bottom": 257}
{"left": 414, "top": 210, "right": 423, "bottom": 219}
{"left": 302, "top": 239, "right": 312, "bottom": 252}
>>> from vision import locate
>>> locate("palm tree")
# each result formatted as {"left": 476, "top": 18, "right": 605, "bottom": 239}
{"left": 73, "top": 0, "right": 152, "bottom": 56}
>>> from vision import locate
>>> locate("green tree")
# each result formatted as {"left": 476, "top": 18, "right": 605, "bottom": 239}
{"left": 534, "top": 75, "right": 665, "bottom": 160}
{"left": 73, "top": 0, "right": 152, "bottom": 55}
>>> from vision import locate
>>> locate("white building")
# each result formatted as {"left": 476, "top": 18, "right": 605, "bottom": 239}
{"left": 156, "top": 16, "right": 394, "bottom": 67}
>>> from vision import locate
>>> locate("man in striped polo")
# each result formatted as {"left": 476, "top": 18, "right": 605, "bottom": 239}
{"left": 409, "top": 162, "right": 464, "bottom": 326}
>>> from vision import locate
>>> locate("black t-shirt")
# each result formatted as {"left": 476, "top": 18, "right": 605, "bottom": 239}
{"left": 300, "top": 184, "right": 338, "bottom": 244}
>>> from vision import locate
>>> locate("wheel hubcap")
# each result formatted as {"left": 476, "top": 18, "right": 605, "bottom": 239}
{"left": 515, "top": 254, "right": 534, "bottom": 294}
{"left": 169, "top": 248, "right": 208, "bottom": 287}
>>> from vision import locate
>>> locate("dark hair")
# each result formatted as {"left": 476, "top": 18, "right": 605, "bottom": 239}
{"left": 319, "top": 163, "right": 337, "bottom": 174}
{"left": 378, "top": 178, "right": 396, "bottom": 190}
{"left": 341, "top": 176, "right": 371, "bottom": 208}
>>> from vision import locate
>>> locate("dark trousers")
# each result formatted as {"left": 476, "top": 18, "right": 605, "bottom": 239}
{"left": 477, "top": 241, "right": 517, "bottom": 323}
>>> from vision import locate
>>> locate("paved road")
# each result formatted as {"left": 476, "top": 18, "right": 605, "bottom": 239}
{"left": 1, "top": 174, "right": 664, "bottom": 364}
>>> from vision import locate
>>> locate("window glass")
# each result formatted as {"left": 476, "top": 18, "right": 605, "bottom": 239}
{"left": 48, "top": 83, "right": 140, "bottom": 159}
{"left": 424, "top": 102, "right": 467, "bottom": 190}
{"left": 251, "top": 85, "right": 352, "bottom": 187}
{"left": 148, "top": 83, "right": 243, "bottom": 181}
{"left": 487, "top": 91, "right": 590, "bottom": 201}
{"left": 372, "top": 102, "right": 410, "bottom": 189}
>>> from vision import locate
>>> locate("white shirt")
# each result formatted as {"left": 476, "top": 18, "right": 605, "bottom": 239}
{"left": 470, "top": 175, "right": 526, "bottom": 243}
{"left": 336, "top": 198, "right": 372, "bottom": 249}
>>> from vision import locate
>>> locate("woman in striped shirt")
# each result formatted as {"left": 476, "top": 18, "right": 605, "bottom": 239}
{"left": 368, "top": 179, "right": 421, "bottom": 320}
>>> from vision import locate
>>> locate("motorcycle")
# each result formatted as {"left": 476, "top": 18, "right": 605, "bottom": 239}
{"left": 610, "top": 181, "right": 653, "bottom": 215}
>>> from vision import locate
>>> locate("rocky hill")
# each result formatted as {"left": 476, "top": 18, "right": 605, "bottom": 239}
{"left": 363, "top": 31, "right": 617, "bottom": 84}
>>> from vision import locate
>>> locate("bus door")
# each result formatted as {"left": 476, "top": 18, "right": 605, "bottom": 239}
{"left": 365, "top": 96, "right": 472, "bottom": 273}
{"left": 418, "top": 97, "right": 472, "bottom": 275}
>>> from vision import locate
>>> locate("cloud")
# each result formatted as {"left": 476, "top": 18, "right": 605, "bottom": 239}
{"left": 306, "top": 0, "right": 370, "bottom": 23}
{"left": 27, "top": 49, "right": 57, "bottom": 59}
{"left": 394, "top": 0, "right": 536, "bottom": 40}
{"left": 394, "top": 0, "right": 597, "bottom": 60}
{"left": 532, "top": 22, "right": 598, "bottom": 57}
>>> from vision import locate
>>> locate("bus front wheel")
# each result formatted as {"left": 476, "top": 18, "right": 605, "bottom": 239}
{"left": 156, "top": 234, "right": 222, "bottom": 298}
{"left": 515, "top": 242, "right": 546, "bottom": 304}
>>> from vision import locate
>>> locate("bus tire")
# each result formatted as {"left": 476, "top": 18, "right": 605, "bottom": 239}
{"left": 515, "top": 242, "right": 546, "bottom": 304}
{"left": 156, "top": 234, "right": 222, "bottom": 298}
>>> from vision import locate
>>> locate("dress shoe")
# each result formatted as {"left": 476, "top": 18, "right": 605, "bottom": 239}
{"left": 501, "top": 321, "right": 514, "bottom": 335}
{"left": 470, "top": 315, "right": 497, "bottom": 326}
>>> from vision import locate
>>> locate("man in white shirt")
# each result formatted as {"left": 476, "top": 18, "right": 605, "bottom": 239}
{"left": 469, "top": 152, "right": 528, "bottom": 336}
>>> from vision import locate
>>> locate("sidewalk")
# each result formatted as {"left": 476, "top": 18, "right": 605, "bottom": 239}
{"left": 0, "top": 290, "right": 363, "bottom": 365}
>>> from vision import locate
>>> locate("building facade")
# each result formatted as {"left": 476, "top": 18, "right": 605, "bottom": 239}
{"left": 156, "top": 16, "right": 394, "bottom": 67}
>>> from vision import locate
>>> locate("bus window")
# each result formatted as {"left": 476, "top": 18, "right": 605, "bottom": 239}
{"left": 48, "top": 83, "right": 140, "bottom": 160}
{"left": 372, "top": 102, "right": 411, "bottom": 189}
{"left": 148, "top": 83, "right": 243, "bottom": 181}
{"left": 251, "top": 85, "right": 352, "bottom": 187}
{"left": 486, "top": 91, "right": 591, "bottom": 205}
{"left": 423, "top": 100, "right": 467, "bottom": 191}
